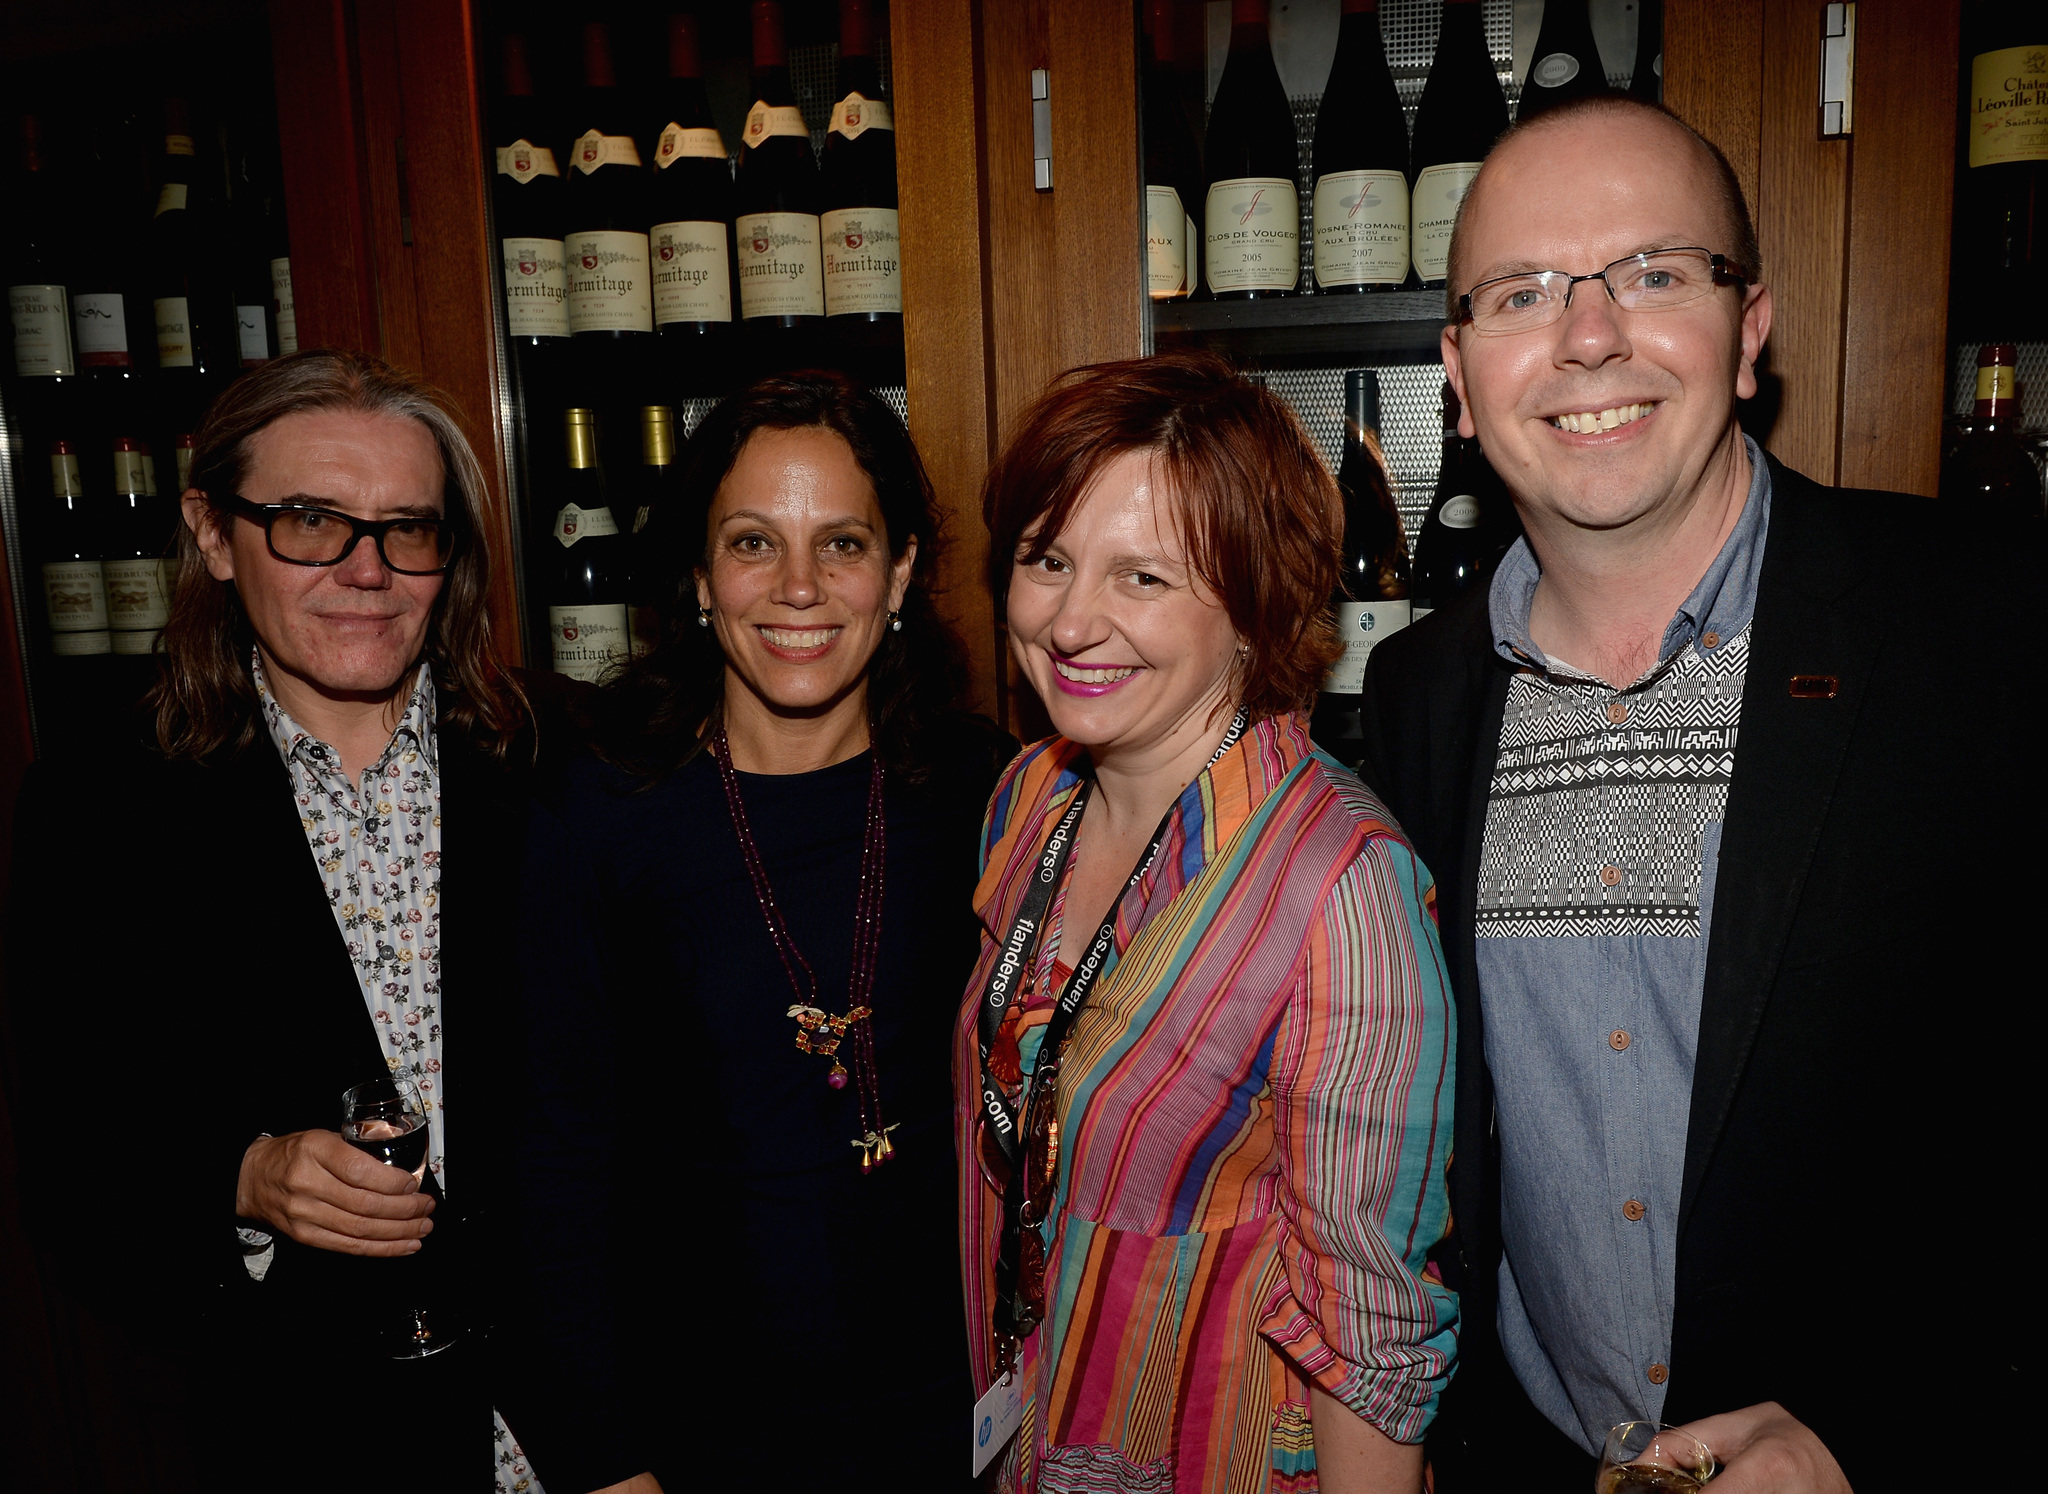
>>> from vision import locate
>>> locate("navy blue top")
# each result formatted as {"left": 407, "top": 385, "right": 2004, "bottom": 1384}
{"left": 505, "top": 719, "right": 1010, "bottom": 1490}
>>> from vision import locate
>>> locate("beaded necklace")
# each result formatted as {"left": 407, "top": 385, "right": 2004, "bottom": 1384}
{"left": 711, "top": 726, "right": 895, "bottom": 1172}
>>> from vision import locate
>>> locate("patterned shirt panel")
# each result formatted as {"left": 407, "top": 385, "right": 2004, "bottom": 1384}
{"left": 1474, "top": 441, "right": 1772, "bottom": 1452}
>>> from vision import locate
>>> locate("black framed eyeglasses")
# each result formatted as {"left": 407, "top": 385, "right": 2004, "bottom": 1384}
{"left": 218, "top": 494, "right": 460, "bottom": 576}
{"left": 1457, "top": 248, "right": 1752, "bottom": 336}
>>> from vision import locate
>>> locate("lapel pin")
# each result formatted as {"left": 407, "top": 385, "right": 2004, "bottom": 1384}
{"left": 1788, "top": 675, "right": 1839, "bottom": 699}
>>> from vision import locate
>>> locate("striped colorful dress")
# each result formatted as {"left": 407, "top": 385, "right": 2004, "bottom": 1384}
{"left": 955, "top": 712, "right": 1458, "bottom": 1493}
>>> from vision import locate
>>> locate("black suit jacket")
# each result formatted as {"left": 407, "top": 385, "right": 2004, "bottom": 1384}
{"left": 1356, "top": 456, "right": 2038, "bottom": 1481}
{"left": 1, "top": 682, "right": 560, "bottom": 1481}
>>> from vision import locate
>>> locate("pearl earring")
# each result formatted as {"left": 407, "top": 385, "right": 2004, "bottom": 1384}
{"left": 889, "top": 610, "right": 902, "bottom": 633}
{"left": 697, "top": 607, "right": 711, "bottom": 628}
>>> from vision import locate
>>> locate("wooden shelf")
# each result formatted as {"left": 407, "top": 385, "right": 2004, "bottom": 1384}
{"left": 1150, "top": 290, "right": 1448, "bottom": 365}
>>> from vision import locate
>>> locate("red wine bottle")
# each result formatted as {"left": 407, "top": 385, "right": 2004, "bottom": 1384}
{"left": 736, "top": 1, "right": 825, "bottom": 329}
{"left": 1412, "top": 382, "right": 1519, "bottom": 616}
{"left": 548, "top": 408, "right": 632, "bottom": 682}
{"left": 227, "top": 129, "right": 280, "bottom": 368}
{"left": 1939, "top": 343, "right": 2044, "bottom": 517}
{"left": 495, "top": 33, "right": 572, "bottom": 356}
{"left": 1627, "top": 0, "right": 1664, "bottom": 102}
{"left": 8, "top": 115, "right": 80, "bottom": 385}
{"left": 70, "top": 112, "right": 153, "bottom": 402}
{"left": 821, "top": 0, "right": 901, "bottom": 326}
{"left": 149, "top": 98, "right": 235, "bottom": 431}
{"left": 40, "top": 441, "right": 111, "bottom": 660}
{"left": 564, "top": 25, "right": 655, "bottom": 345}
{"left": 1203, "top": 0, "right": 1299, "bottom": 298}
{"left": 629, "top": 403, "right": 679, "bottom": 658}
{"left": 1143, "top": 0, "right": 1202, "bottom": 301}
{"left": 650, "top": 14, "right": 737, "bottom": 346}
{"left": 1313, "top": 370, "right": 1411, "bottom": 764}
{"left": 104, "top": 436, "right": 173, "bottom": 657}
{"left": 1955, "top": 2, "right": 2047, "bottom": 339}
{"left": 1410, "top": 0, "right": 1507, "bottom": 288}
{"left": 1311, "top": 0, "right": 1411, "bottom": 292}
{"left": 1517, "top": 0, "right": 1611, "bottom": 122}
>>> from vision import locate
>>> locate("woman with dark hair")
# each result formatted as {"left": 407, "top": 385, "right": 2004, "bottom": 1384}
{"left": 958, "top": 351, "right": 1457, "bottom": 1493}
{"left": 502, "top": 371, "right": 1011, "bottom": 1493}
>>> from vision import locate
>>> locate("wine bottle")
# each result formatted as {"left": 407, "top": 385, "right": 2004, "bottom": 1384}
{"left": 1313, "top": 371, "right": 1411, "bottom": 764}
{"left": 41, "top": 441, "right": 111, "bottom": 658}
{"left": 104, "top": 437, "right": 174, "bottom": 656}
{"left": 1956, "top": 2, "right": 2047, "bottom": 339}
{"left": 150, "top": 98, "right": 235, "bottom": 431}
{"left": 735, "top": 0, "right": 826, "bottom": 328}
{"left": 495, "top": 32, "right": 572, "bottom": 356}
{"left": 1412, "top": 382, "right": 1518, "bottom": 616}
{"left": 630, "top": 403, "right": 680, "bottom": 658}
{"left": 1410, "top": 0, "right": 1508, "bottom": 288}
{"left": 1203, "top": 0, "right": 1299, "bottom": 298}
{"left": 8, "top": 115, "right": 80, "bottom": 383}
{"left": 70, "top": 112, "right": 152, "bottom": 405}
{"left": 1627, "top": 0, "right": 1664, "bottom": 102}
{"left": 175, "top": 431, "right": 197, "bottom": 494}
{"left": 820, "top": 0, "right": 902, "bottom": 324}
{"left": 1142, "top": 0, "right": 1202, "bottom": 301}
{"left": 549, "top": 408, "right": 632, "bottom": 682}
{"left": 227, "top": 130, "right": 280, "bottom": 368}
{"left": 1938, "top": 343, "right": 2044, "bottom": 518}
{"left": 650, "top": 13, "right": 737, "bottom": 345}
{"left": 564, "top": 25, "right": 656, "bottom": 344}
{"left": 1517, "top": 0, "right": 1611, "bottom": 122}
{"left": 1311, "top": 0, "right": 1411, "bottom": 292}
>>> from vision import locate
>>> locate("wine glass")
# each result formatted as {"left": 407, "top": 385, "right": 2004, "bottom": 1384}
{"left": 340, "top": 1075, "right": 455, "bottom": 1359}
{"left": 1596, "top": 1421, "right": 1717, "bottom": 1492}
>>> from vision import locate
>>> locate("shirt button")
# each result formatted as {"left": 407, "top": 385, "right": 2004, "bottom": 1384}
{"left": 1606, "top": 700, "right": 1629, "bottom": 725}
{"left": 1599, "top": 865, "right": 1623, "bottom": 887}
{"left": 1646, "top": 1363, "right": 1669, "bottom": 1385}
{"left": 1609, "top": 1029, "right": 1631, "bottom": 1051}
{"left": 1622, "top": 1198, "right": 1646, "bottom": 1221}
{"left": 1702, "top": 631, "right": 1721, "bottom": 649}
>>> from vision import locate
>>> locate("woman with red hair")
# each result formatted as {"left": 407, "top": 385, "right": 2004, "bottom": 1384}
{"left": 958, "top": 351, "right": 1458, "bottom": 1492}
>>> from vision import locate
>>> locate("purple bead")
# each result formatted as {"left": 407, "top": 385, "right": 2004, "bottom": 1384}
{"left": 827, "top": 1067, "right": 849, "bottom": 1090}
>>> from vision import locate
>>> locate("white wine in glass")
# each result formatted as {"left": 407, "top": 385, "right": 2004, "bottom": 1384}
{"left": 1596, "top": 1421, "right": 1717, "bottom": 1492}
{"left": 340, "top": 1075, "right": 455, "bottom": 1359}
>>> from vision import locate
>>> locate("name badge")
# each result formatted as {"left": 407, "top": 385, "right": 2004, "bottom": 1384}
{"left": 971, "top": 1368, "right": 1023, "bottom": 1476}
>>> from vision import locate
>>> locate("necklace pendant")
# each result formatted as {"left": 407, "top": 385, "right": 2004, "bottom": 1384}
{"left": 827, "top": 1061, "right": 849, "bottom": 1090}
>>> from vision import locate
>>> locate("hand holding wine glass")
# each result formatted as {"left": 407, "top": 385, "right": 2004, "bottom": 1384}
{"left": 1662, "top": 1404, "right": 1851, "bottom": 1494}
{"left": 234, "top": 1127, "right": 435, "bottom": 1257}
{"left": 340, "top": 1074, "right": 457, "bottom": 1358}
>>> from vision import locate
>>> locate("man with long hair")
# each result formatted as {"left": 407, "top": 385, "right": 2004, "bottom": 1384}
{"left": 5, "top": 350, "right": 538, "bottom": 1488}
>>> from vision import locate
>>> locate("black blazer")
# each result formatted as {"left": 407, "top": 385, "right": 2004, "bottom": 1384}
{"left": 2, "top": 688, "right": 554, "bottom": 1479}
{"left": 1356, "top": 456, "right": 2038, "bottom": 1480}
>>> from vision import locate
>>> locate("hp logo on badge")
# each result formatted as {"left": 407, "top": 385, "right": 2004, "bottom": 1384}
{"left": 979, "top": 1416, "right": 993, "bottom": 1448}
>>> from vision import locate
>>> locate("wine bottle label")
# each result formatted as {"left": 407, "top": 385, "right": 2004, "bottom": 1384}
{"left": 743, "top": 102, "right": 811, "bottom": 147}
{"left": 270, "top": 257, "right": 298, "bottom": 354}
{"left": 9, "top": 285, "right": 77, "bottom": 377}
{"left": 554, "top": 503, "right": 621, "bottom": 546}
{"left": 651, "top": 221, "right": 734, "bottom": 323}
{"left": 549, "top": 604, "right": 630, "bottom": 682}
{"left": 565, "top": 230, "right": 654, "bottom": 334}
{"left": 656, "top": 124, "right": 727, "bottom": 164}
{"left": 154, "top": 296, "right": 195, "bottom": 368}
{"left": 155, "top": 182, "right": 189, "bottom": 216}
{"left": 1977, "top": 364, "right": 2019, "bottom": 401}
{"left": 1438, "top": 494, "right": 1482, "bottom": 529}
{"left": 572, "top": 130, "right": 643, "bottom": 173}
{"left": 1324, "top": 600, "right": 1412, "bottom": 694}
{"left": 1412, "top": 161, "right": 1482, "bottom": 281}
{"left": 237, "top": 305, "right": 270, "bottom": 365}
{"left": 1968, "top": 46, "right": 2048, "bottom": 168}
{"left": 105, "top": 557, "right": 172, "bottom": 646}
{"left": 821, "top": 207, "right": 902, "bottom": 316}
{"left": 73, "top": 292, "right": 132, "bottom": 367}
{"left": 165, "top": 134, "right": 195, "bottom": 157}
{"left": 503, "top": 236, "right": 572, "bottom": 336}
{"left": 1204, "top": 177, "right": 1300, "bottom": 293}
{"left": 113, "top": 449, "right": 148, "bottom": 495}
{"left": 51, "top": 454, "right": 83, "bottom": 497}
{"left": 176, "top": 444, "right": 195, "bottom": 492}
{"left": 43, "top": 561, "right": 111, "bottom": 649}
{"left": 1530, "top": 52, "right": 1581, "bottom": 88}
{"left": 141, "top": 454, "right": 158, "bottom": 497}
{"left": 1411, "top": 604, "right": 1434, "bottom": 621}
{"left": 1146, "top": 186, "right": 1190, "bottom": 298}
{"left": 735, "top": 211, "right": 825, "bottom": 319}
{"left": 496, "top": 139, "right": 562, "bottom": 181}
{"left": 1313, "top": 170, "right": 1412, "bottom": 287}
{"left": 830, "top": 94, "right": 894, "bottom": 139}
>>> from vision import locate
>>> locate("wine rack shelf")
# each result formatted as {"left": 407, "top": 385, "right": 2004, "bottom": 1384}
{"left": 1150, "top": 291, "right": 1447, "bottom": 366}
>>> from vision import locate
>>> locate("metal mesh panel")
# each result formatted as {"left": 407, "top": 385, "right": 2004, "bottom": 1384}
{"left": 789, "top": 33, "right": 894, "bottom": 155}
{"left": 673, "top": 384, "right": 908, "bottom": 443}
{"left": 1250, "top": 365, "right": 1447, "bottom": 538}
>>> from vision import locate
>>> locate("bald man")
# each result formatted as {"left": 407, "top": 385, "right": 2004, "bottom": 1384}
{"left": 1358, "top": 97, "right": 2036, "bottom": 1491}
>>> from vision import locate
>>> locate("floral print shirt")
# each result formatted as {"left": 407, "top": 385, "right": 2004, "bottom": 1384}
{"left": 253, "top": 654, "right": 544, "bottom": 1494}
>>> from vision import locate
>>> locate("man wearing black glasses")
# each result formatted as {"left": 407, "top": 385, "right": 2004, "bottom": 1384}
{"left": 1357, "top": 98, "right": 2035, "bottom": 1490}
{"left": 4, "top": 350, "right": 541, "bottom": 1490}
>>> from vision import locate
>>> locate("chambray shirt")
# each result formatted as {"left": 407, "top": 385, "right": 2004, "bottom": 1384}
{"left": 1475, "top": 438, "right": 1771, "bottom": 1452}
